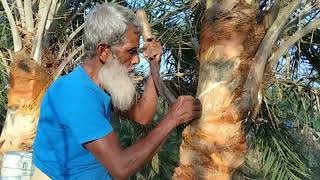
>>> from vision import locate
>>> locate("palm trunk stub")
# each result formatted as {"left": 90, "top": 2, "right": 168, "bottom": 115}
{"left": 173, "top": 2, "right": 265, "bottom": 179}
{"left": 0, "top": 57, "right": 51, "bottom": 153}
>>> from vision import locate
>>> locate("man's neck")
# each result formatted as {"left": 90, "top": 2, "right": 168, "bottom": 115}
{"left": 81, "top": 58, "right": 103, "bottom": 88}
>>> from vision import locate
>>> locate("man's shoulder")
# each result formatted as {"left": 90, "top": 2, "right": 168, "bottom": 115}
{"left": 49, "top": 67, "right": 87, "bottom": 91}
{"left": 47, "top": 66, "right": 110, "bottom": 103}
{"left": 49, "top": 78, "right": 107, "bottom": 102}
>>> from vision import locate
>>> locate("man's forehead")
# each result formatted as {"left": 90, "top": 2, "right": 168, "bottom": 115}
{"left": 122, "top": 27, "right": 140, "bottom": 47}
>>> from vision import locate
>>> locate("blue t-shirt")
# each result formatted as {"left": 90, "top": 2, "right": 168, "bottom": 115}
{"left": 33, "top": 65, "right": 113, "bottom": 180}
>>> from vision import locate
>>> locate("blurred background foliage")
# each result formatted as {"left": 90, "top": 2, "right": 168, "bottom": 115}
{"left": 0, "top": 16, "right": 10, "bottom": 126}
{"left": 0, "top": 0, "right": 319, "bottom": 179}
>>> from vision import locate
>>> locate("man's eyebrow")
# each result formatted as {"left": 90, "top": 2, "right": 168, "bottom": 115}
{"left": 128, "top": 47, "right": 137, "bottom": 52}
{"left": 129, "top": 47, "right": 143, "bottom": 53}
{"left": 129, "top": 47, "right": 142, "bottom": 52}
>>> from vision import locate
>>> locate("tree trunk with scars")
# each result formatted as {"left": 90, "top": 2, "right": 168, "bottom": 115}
{"left": 0, "top": 0, "right": 60, "bottom": 154}
{"left": 173, "top": 1, "right": 266, "bottom": 179}
{"left": 0, "top": 1, "right": 317, "bottom": 177}
{"left": 0, "top": 54, "right": 51, "bottom": 153}
{"left": 172, "top": 0, "right": 318, "bottom": 178}
{"left": 0, "top": 21, "right": 53, "bottom": 152}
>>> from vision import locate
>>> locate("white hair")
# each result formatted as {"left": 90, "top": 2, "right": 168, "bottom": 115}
{"left": 84, "top": 3, "right": 142, "bottom": 58}
{"left": 98, "top": 58, "right": 136, "bottom": 111}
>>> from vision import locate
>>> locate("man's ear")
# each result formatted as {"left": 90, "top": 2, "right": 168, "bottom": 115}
{"left": 96, "top": 43, "right": 112, "bottom": 64}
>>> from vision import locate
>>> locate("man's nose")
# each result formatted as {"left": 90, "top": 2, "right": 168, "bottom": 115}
{"left": 131, "top": 55, "right": 140, "bottom": 65}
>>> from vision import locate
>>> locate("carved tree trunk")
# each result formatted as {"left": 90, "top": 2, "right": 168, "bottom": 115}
{"left": 173, "top": 2, "right": 266, "bottom": 179}
{"left": 0, "top": 50, "right": 52, "bottom": 153}
{"left": 0, "top": 0, "right": 62, "bottom": 154}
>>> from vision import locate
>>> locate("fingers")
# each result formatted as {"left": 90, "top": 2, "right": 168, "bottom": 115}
{"left": 146, "top": 38, "right": 155, "bottom": 42}
{"left": 168, "top": 95, "right": 202, "bottom": 126}
{"left": 193, "top": 104, "right": 202, "bottom": 111}
{"left": 190, "top": 110, "right": 202, "bottom": 120}
{"left": 143, "top": 40, "right": 162, "bottom": 61}
{"left": 179, "top": 96, "right": 202, "bottom": 122}
{"left": 194, "top": 99, "right": 202, "bottom": 111}
{"left": 177, "top": 97, "right": 201, "bottom": 110}
{"left": 194, "top": 98, "right": 201, "bottom": 105}
{"left": 177, "top": 95, "right": 195, "bottom": 101}
{"left": 178, "top": 96, "right": 201, "bottom": 106}
{"left": 181, "top": 110, "right": 201, "bottom": 124}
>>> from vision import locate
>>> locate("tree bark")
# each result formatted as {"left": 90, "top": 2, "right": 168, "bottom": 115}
{"left": 24, "top": 0, "right": 34, "bottom": 32}
{"left": 173, "top": 2, "right": 266, "bottom": 179}
{"left": 0, "top": 0, "right": 66, "bottom": 154}
{"left": 31, "top": 0, "right": 52, "bottom": 63}
{"left": 0, "top": 58, "right": 51, "bottom": 153}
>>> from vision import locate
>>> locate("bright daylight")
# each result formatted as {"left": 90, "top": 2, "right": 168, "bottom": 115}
{"left": 0, "top": 0, "right": 319, "bottom": 179}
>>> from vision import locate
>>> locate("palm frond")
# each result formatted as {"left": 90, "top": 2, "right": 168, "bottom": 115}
{"left": 0, "top": 20, "right": 11, "bottom": 127}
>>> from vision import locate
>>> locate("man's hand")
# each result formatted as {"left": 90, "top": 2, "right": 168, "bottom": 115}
{"left": 165, "top": 96, "right": 202, "bottom": 126}
{"left": 143, "top": 39, "right": 162, "bottom": 63}
{"left": 85, "top": 95, "right": 201, "bottom": 179}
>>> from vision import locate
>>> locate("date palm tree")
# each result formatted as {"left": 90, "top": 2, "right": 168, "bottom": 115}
{"left": 172, "top": 0, "right": 320, "bottom": 179}
{"left": 0, "top": 0, "right": 96, "bottom": 153}
{"left": 0, "top": 0, "right": 319, "bottom": 179}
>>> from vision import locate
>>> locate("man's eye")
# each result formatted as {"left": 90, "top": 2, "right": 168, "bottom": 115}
{"left": 129, "top": 49, "right": 138, "bottom": 55}
{"left": 128, "top": 48, "right": 143, "bottom": 56}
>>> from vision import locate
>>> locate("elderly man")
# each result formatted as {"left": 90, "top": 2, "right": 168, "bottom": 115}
{"left": 32, "top": 3, "right": 201, "bottom": 180}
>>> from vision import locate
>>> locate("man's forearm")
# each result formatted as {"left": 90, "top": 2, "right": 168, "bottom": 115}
{"left": 118, "top": 116, "right": 176, "bottom": 178}
{"left": 131, "top": 74, "right": 158, "bottom": 124}
{"left": 86, "top": 96, "right": 201, "bottom": 180}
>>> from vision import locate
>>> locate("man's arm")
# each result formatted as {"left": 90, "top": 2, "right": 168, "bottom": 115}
{"left": 85, "top": 117, "right": 174, "bottom": 180}
{"left": 85, "top": 96, "right": 201, "bottom": 180}
{"left": 124, "top": 74, "right": 158, "bottom": 125}
{"left": 121, "top": 40, "right": 162, "bottom": 125}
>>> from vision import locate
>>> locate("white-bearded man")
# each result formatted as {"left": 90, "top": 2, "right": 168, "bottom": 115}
{"left": 32, "top": 3, "right": 201, "bottom": 180}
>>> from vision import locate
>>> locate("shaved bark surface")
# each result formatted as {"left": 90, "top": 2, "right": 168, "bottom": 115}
{"left": 173, "top": 2, "right": 265, "bottom": 179}
{"left": 0, "top": 57, "right": 51, "bottom": 153}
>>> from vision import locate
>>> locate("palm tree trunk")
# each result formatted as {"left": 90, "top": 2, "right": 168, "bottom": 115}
{"left": 173, "top": 2, "right": 266, "bottom": 179}
{"left": 0, "top": 0, "right": 55, "bottom": 154}
{"left": 0, "top": 56, "right": 51, "bottom": 153}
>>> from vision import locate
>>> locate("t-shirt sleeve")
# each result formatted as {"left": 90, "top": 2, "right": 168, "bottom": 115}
{"left": 54, "top": 86, "right": 113, "bottom": 145}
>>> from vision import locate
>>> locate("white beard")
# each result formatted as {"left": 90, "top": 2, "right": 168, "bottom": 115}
{"left": 98, "top": 58, "right": 136, "bottom": 111}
